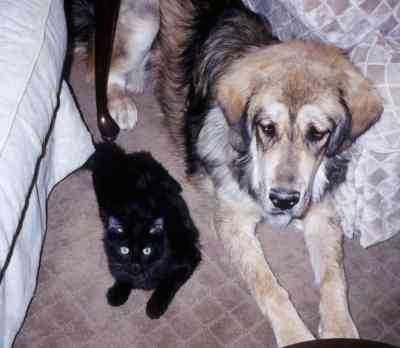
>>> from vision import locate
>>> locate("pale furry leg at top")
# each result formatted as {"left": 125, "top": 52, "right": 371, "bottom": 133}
{"left": 107, "top": 0, "right": 159, "bottom": 130}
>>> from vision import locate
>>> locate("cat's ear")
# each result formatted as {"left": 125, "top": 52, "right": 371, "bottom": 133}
{"left": 150, "top": 217, "right": 164, "bottom": 234}
{"left": 154, "top": 217, "right": 164, "bottom": 228}
{"left": 107, "top": 216, "right": 124, "bottom": 233}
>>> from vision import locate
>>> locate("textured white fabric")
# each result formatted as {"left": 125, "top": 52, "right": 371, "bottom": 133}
{"left": 243, "top": 0, "right": 400, "bottom": 248}
{"left": 336, "top": 36, "right": 400, "bottom": 247}
{"left": 0, "top": 0, "right": 94, "bottom": 346}
{"left": 244, "top": 0, "right": 400, "bottom": 49}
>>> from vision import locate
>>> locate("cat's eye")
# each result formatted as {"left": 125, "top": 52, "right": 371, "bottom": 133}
{"left": 142, "top": 247, "right": 152, "bottom": 255}
{"left": 120, "top": 246, "right": 130, "bottom": 255}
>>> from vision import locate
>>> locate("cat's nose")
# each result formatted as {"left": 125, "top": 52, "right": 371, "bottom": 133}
{"left": 131, "top": 264, "right": 141, "bottom": 274}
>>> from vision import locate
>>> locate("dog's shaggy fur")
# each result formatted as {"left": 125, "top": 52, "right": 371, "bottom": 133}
{"left": 72, "top": 0, "right": 383, "bottom": 345}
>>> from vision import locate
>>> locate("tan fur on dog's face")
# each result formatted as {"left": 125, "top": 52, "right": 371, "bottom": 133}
{"left": 217, "top": 41, "right": 382, "bottom": 225}
{"left": 246, "top": 87, "right": 345, "bottom": 222}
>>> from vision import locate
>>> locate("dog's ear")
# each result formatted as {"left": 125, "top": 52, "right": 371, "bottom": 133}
{"left": 326, "top": 115, "right": 351, "bottom": 156}
{"left": 217, "top": 70, "right": 254, "bottom": 124}
{"left": 336, "top": 59, "right": 383, "bottom": 150}
{"left": 218, "top": 85, "right": 250, "bottom": 124}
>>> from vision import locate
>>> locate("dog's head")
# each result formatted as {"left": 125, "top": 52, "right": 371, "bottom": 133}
{"left": 216, "top": 41, "right": 382, "bottom": 225}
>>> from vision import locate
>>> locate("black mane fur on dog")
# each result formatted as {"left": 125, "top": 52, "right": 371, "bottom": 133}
{"left": 153, "top": 0, "right": 279, "bottom": 174}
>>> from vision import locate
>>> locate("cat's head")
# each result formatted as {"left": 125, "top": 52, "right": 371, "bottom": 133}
{"left": 103, "top": 214, "right": 169, "bottom": 279}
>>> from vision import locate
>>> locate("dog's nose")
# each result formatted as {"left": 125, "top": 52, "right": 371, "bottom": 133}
{"left": 269, "top": 188, "right": 300, "bottom": 210}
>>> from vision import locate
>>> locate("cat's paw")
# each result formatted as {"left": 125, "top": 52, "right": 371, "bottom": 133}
{"left": 106, "top": 284, "right": 131, "bottom": 307}
{"left": 146, "top": 294, "right": 169, "bottom": 319}
{"left": 108, "top": 94, "right": 138, "bottom": 130}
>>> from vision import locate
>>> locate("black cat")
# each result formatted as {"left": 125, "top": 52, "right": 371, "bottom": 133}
{"left": 90, "top": 143, "right": 201, "bottom": 319}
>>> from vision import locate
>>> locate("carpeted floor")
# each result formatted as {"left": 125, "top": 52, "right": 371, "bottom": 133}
{"left": 14, "top": 55, "right": 400, "bottom": 348}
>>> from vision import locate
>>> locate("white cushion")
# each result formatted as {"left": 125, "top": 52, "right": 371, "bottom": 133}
{"left": 0, "top": 0, "right": 94, "bottom": 346}
{"left": 0, "top": 0, "right": 66, "bottom": 262}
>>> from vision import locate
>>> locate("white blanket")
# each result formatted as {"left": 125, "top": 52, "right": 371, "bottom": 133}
{"left": 0, "top": 0, "right": 94, "bottom": 346}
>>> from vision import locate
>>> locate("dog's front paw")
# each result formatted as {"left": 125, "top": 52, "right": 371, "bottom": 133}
{"left": 276, "top": 322, "right": 315, "bottom": 347}
{"left": 108, "top": 94, "right": 138, "bottom": 130}
{"left": 319, "top": 311, "right": 359, "bottom": 339}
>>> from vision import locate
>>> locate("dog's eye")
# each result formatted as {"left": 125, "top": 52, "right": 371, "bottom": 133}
{"left": 260, "top": 123, "right": 276, "bottom": 137}
{"left": 120, "top": 246, "right": 130, "bottom": 255}
{"left": 142, "top": 247, "right": 152, "bottom": 256}
{"left": 307, "top": 126, "right": 327, "bottom": 142}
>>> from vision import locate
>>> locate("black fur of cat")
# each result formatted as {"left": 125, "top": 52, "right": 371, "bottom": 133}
{"left": 90, "top": 143, "right": 201, "bottom": 319}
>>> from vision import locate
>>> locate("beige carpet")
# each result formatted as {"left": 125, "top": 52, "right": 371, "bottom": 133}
{"left": 14, "top": 55, "right": 400, "bottom": 348}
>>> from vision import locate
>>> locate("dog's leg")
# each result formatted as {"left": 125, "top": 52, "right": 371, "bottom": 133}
{"left": 303, "top": 198, "right": 359, "bottom": 338}
{"left": 108, "top": 0, "right": 159, "bottom": 129}
{"left": 215, "top": 197, "right": 314, "bottom": 347}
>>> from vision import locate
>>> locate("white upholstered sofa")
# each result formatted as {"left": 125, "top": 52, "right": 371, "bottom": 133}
{"left": 0, "top": 1, "right": 94, "bottom": 346}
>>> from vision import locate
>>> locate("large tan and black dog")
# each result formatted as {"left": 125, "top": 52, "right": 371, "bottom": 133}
{"left": 77, "top": 0, "right": 383, "bottom": 345}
